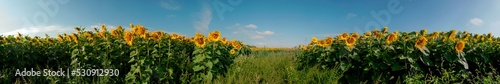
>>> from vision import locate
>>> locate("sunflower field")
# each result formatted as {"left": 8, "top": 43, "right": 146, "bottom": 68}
{"left": 0, "top": 24, "right": 251, "bottom": 83}
{"left": 297, "top": 27, "right": 500, "bottom": 83}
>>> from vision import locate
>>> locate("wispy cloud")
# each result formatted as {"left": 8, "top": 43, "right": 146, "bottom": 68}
{"left": 193, "top": 4, "right": 212, "bottom": 33}
{"left": 245, "top": 24, "right": 258, "bottom": 28}
{"left": 1, "top": 25, "right": 73, "bottom": 37}
{"left": 346, "top": 13, "right": 357, "bottom": 19}
{"left": 469, "top": 18, "right": 484, "bottom": 26}
{"left": 227, "top": 23, "right": 274, "bottom": 39}
{"left": 256, "top": 30, "right": 274, "bottom": 35}
{"left": 160, "top": 0, "right": 181, "bottom": 10}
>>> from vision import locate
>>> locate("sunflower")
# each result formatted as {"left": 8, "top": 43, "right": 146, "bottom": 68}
{"left": 346, "top": 37, "right": 356, "bottom": 49}
{"left": 232, "top": 40, "right": 242, "bottom": 50}
{"left": 57, "top": 34, "right": 64, "bottom": 42}
{"left": 98, "top": 32, "right": 106, "bottom": 38}
{"left": 124, "top": 31, "right": 133, "bottom": 46}
{"left": 415, "top": 37, "right": 428, "bottom": 50}
{"left": 171, "top": 33, "right": 179, "bottom": 40}
{"left": 84, "top": 32, "right": 93, "bottom": 41}
{"left": 372, "top": 29, "right": 380, "bottom": 36}
{"left": 474, "top": 34, "right": 480, "bottom": 39}
{"left": 221, "top": 37, "right": 227, "bottom": 44}
{"left": 449, "top": 30, "right": 456, "bottom": 40}
{"left": 431, "top": 32, "right": 440, "bottom": 40}
{"left": 455, "top": 41, "right": 465, "bottom": 53}
{"left": 386, "top": 33, "right": 398, "bottom": 45}
{"left": 134, "top": 25, "right": 147, "bottom": 39}
{"left": 325, "top": 36, "right": 334, "bottom": 46}
{"left": 464, "top": 34, "right": 470, "bottom": 40}
{"left": 194, "top": 36, "right": 206, "bottom": 48}
{"left": 317, "top": 40, "right": 326, "bottom": 47}
{"left": 230, "top": 49, "right": 236, "bottom": 54}
{"left": 149, "top": 32, "right": 160, "bottom": 41}
{"left": 311, "top": 37, "right": 318, "bottom": 44}
{"left": 117, "top": 26, "right": 123, "bottom": 32}
{"left": 101, "top": 24, "right": 107, "bottom": 32}
{"left": 111, "top": 29, "right": 120, "bottom": 37}
{"left": 488, "top": 32, "right": 493, "bottom": 41}
{"left": 209, "top": 30, "right": 221, "bottom": 42}
{"left": 421, "top": 29, "right": 428, "bottom": 36}
{"left": 71, "top": 33, "right": 78, "bottom": 44}
{"left": 364, "top": 31, "right": 371, "bottom": 37}
{"left": 155, "top": 31, "right": 164, "bottom": 37}
{"left": 382, "top": 26, "right": 388, "bottom": 34}
{"left": 352, "top": 32, "right": 360, "bottom": 39}
{"left": 64, "top": 33, "right": 72, "bottom": 41}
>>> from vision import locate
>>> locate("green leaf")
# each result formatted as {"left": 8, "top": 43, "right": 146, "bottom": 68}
{"left": 206, "top": 61, "right": 213, "bottom": 69}
{"left": 193, "top": 65, "right": 205, "bottom": 72}
{"left": 193, "top": 54, "right": 205, "bottom": 63}
{"left": 391, "top": 63, "right": 403, "bottom": 71}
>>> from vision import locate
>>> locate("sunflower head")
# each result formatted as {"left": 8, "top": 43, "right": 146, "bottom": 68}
{"left": 171, "top": 33, "right": 179, "bottom": 40}
{"left": 382, "top": 26, "right": 388, "bottom": 34}
{"left": 101, "top": 24, "right": 107, "bottom": 32}
{"left": 149, "top": 32, "right": 160, "bottom": 41}
{"left": 194, "top": 36, "right": 206, "bottom": 48}
{"left": 111, "top": 29, "right": 120, "bottom": 37}
{"left": 230, "top": 49, "right": 236, "bottom": 54}
{"left": 324, "top": 36, "right": 334, "bottom": 46}
{"left": 421, "top": 29, "right": 428, "bottom": 36}
{"left": 346, "top": 37, "right": 356, "bottom": 48}
{"left": 71, "top": 33, "right": 78, "bottom": 43}
{"left": 84, "top": 32, "right": 93, "bottom": 41}
{"left": 464, "top": 34, "right": 470, "bottom": 40}
{"left": 352, "top": 32, "right": 360, "bottom": 39}
{"left": 232, "top": 40, "right": 242, "bottom": 50}
{"left": 98, "top": 32, "right": 106, "bottom": 38}
{"left": 455, "top": 41, "right": 465, "bottom": 53}
{"left": 209, "top": 30, "right": 221, "bottom": 42}
{"left": 221, "top": 37, "right": 227, "bottom": 44}
{"left": 124, "top": 31, "right": 133, "bottom": 46}
{"left": 449, "top": 30, "right": 456, "bottom": 40}
{"left": 386, "top": 33, "right": 398, "bottom": 45}
{"left": 364, "top": 31, "right": 372, "bottom": 37}
{"left": 155, "top": 31, "right": 164, "bottom": 37}
{"left": 57, "top": 34, "right": 64, "bottom": 42}
{"left": 415, "top": 36, "right": 428, "bottom": 49}
{"left": 311, "top": 37, "right": 318, "bottom": 44}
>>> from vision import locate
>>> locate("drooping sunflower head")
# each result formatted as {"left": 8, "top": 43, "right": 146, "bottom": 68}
{"left": 352, "top": 32, "right": 360, "bottom": 39}
{"left": 171, "top": 33, "right": 179, "bottom": 40}
{"left": 209, "top": 30, "right": 221, "bottom": 42}
{"left": 345, "top": 37, "right": 356, "bottom": 48}
{"left": 111, "top": 29, "right": 120, "bottom": 37}
{"left": 449, "top": 30, "right": 456, "bottom": 40}
{"left": 415, "top": 36, "right": 428, "bottom": 49}
{"left": 101, "top": 24, "right": 107, "bottom": 32}
{"left": 421, "top": 29, "right": 428, "bottom": 36}
{"left": 382, "top": 26, "right": 388, "bottom": 34}
{"left": 124, "top": 31, "right": 133, "bottom": 46}
{"left": 64, "top": 33, "right": 72, "bottom": 41}
{"left": 71, "top": 33, "right": 78, "bottom": 43}
{"left": 373, "top": 29, "right": 380, "bottom": 37}
{"left": 117, "top": 26, "right": 123, "bottom": 32}
{"left": 311, "top": 37, "right": 318, "bottom": 44}
{"left": 455, "top": 41, "right": 465, "bottom": 53}
{"left": 194, "top": 36, "right": 206, "bottom": 48}
{"left": 149, "top": 32, "right": 160, "bottom": 41}
{"left": 84, "top": 32, "right": 93, "bottom": 41}
{"left": 57, "top": 34, "right": 64, "bottom": 42}
{"left": 386, "top": 33, "right": 398, "bottom": 45}
{"left": 464, "top": 34, "right": 471, "bottom": 40}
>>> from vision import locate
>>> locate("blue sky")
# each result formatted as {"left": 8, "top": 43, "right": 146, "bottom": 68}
{"left": 1, "top": 0, "right": 500, "bottom": 47}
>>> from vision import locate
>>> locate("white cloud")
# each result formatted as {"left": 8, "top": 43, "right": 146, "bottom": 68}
{"left": 193, "top": 4, "right": 212, "bottom": 33}
{"left": 245, "top": 24, "right": 258, "bottom": 28}
{"left": 256, "top": 30, "right": 274, "bottom": 35}
{"left": 1, "top": 25, "right": 73, "bottom": 37}
{"left": 250, "top": 35, "right": 264, "bottom": 39}
{"left": 347, "top": 13, "right": 357, "bottom": 19}
{"left": 160, "top": 0, "right": 181, "bottom": 10}
{"left": 470, "top": 18, "right": 484, "bottom": 26}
